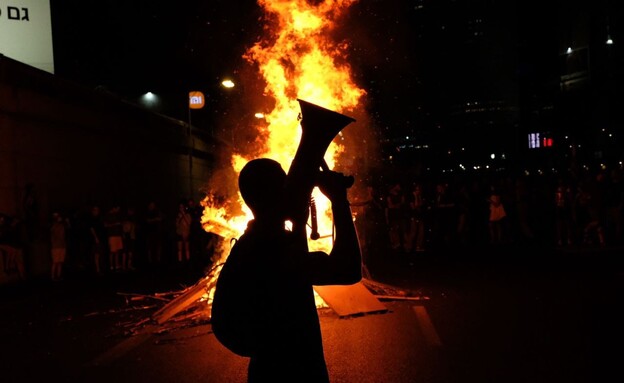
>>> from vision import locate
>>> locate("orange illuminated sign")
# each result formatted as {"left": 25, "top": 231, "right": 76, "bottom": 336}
{"left": 189, "top": 91, "right": 205, "bottom": 109}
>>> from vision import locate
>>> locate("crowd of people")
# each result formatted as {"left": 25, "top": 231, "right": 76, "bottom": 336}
{"left": 2, "top": 166, "right": 623, "bottom": 284}
{"left": 351, "top": 166, "right": 624, "bottom": 265}
{"left": 0, "top": 198, "right": 219, "bottom": 283}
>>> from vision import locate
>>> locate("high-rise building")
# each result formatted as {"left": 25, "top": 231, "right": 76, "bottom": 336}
{"left": 380, "top": 0, "right": 622, "bottom": 176}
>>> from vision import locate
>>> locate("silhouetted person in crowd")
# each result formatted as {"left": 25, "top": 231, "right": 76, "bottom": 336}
{"left": 104, "top": 205, "right": 124, "bottom": 271}
{"left": 0, "top": 214, "right": 26, "bottom": 280}
{"left": 351, "top": 184, "right": 385, "bottom": 272}
{"left": 385, "top": 182, "right": 406, "bottom": 252}
{"left": 211, "top": 158, "right": 362, "bottom": 383}
{"left": 0, "top": 214, "right": 11, "bottom": 273}
{"left": 554, "top": 179, "right": 575, "bottom": 247}
{"left": 488, "top": 185, "right": 507, "bottom": 245}
{"left": 432, "top": 181, "right": 457, "bottom": 248}
{"left": 175, "top": 201, "right": 192, "bottom": 263}
{"left": 122, "top": 206, "right": 137, "bottom": 270}
{"left": 404, "top": 183, "right": 427, "bottom": 252}
{"left": 50, "top": 211, "right": 69, "bottom": 281}
{"left": 605, "top": 168, "right": 624, "bottom": 245}
{"left": 1, "top": 213, "right": 25, "bottom": 279}
{"left": 88, "top": 205, "right": 107, "bottom": 274}
{"left": 581, "top": 172, "right": 606, "bottom": 246}
{"left": 455, "top": 182, "right": 472, "bottom": 247}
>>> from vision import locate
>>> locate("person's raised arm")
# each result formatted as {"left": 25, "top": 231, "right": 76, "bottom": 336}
{"left": 316, "top": 170, "right": 362, "bottom": 285}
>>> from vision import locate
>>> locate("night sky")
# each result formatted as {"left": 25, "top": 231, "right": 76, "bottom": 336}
{"left": 48, "top": 0, "right": 615, "bottom": 143}
{"left": 50, "top": 0, "right": 263, "bottom": 96}
{"left": 48, "top": 1, "right": 463, "bottom": 121}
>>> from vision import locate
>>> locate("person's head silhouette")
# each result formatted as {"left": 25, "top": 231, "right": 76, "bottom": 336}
{"left": 239, "top": 158, "right": 287, "bottom": 221}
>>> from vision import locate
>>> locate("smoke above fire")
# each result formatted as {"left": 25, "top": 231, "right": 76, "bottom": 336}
{"left": 201, "top": 0, "right": 372, "bottom": 271}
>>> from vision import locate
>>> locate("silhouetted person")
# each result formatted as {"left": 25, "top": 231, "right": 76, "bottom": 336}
{"left": 351, "top": 184, "right": 385, "bottom": 271}
{"left": 211, "top": 158, "right": 362, "bottom": 383}
{"left": 122, "top": 206, "right": 137, "bottom": 270}
{"left": 604, "top": 169, "right": 624, "bottom": 245}
{"left": 50, "top": 211, "right": 69, "bottom": 281}
{"left": 488, "top": 185, "right": 508, "bottom": 245}
{"left": 385, "top": 182, "right": 406, "bottom": 252}
{"left": 432, "top": 181, "right": 457, "bottom": 248}
{"left": 0, "top": 213, "right": 25, "bottom": 280}
{"left": 555, "top": 179, "right": 575, "bottom": 247}
{"left": 404, "top": 183, "right": 427, "bottom": 252}
{"left": 175, "top": 201, "right": 192, "bottom": 263}
{"left": 103, "top": 205, "right": 124, "bottom": 271}
{"left": 88, "top": 205, "right": 107, "bottom": 275}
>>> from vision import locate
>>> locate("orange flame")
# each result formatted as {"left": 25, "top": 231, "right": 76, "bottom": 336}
{"left": 201, "top": 0, "right": 365, "bottom": 307}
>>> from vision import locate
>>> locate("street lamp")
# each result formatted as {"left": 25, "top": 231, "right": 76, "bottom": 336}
{"left": 140, "top": 91, "right": 160, "bottom": 109}
{"left": 221, "top": 79, "right": 235, "bottom": 88}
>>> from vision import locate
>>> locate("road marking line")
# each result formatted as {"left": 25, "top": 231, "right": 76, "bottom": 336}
{"left": 413, "top": 305, "right": 443, "bottom": 347}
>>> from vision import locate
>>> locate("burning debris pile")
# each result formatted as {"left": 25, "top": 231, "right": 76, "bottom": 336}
{"left": 82, "top": 1, "right": 430, "bottom": 367}
{"left": 84, "top": 267, "right": 220, "bottom": 340}
{"left": 101, "top": 274, "right": 427, "bottom": 341}
{"left": 197, "top": 0, "right": 372, "bottom": 320}
{"left": 96, "top": 0, "right": 401, "bottom": 340}
{"left": 105, "top": 0, "right": 415, "bottom": 336}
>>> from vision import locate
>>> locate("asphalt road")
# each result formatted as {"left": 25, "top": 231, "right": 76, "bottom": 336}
{"left": 1, "top": 244, "right": 622, "bottom": 383}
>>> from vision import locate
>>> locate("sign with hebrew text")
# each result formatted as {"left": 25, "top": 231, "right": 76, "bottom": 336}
{"left": 0, "top": 0, "right": 54, "bottom": 73}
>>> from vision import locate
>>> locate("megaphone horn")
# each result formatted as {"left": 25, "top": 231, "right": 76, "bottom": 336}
{"left": 285, "top": 99, "right": 356, "bottom": 236}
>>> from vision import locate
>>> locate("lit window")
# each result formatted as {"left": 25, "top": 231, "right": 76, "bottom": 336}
{"left": 528, "top": 133, "right": 540, "bottom": 149}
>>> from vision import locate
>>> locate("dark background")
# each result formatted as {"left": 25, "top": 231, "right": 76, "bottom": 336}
{"left": 48, "top": 0, "right": 624, "bottom": 176}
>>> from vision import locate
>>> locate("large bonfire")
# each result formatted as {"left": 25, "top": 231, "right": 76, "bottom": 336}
{"left": 198, "top": 0, "right": 366, "bottom": 309}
